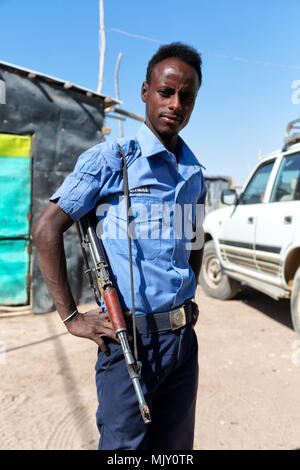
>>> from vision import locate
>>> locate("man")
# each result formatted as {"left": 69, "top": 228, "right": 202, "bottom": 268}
{"left": 33, "top": 42, "right": 207, "bottom": 450}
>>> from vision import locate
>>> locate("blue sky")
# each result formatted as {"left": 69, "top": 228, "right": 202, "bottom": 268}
{"left": 1, "top": 0, "right": 300, "bottom": 186}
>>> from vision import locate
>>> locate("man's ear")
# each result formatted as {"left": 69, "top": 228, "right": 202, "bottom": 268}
{"left": 141, "top": 81, "right": 149, "bottom": 103}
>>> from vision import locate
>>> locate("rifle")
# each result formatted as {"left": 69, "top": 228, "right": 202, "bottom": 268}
{"left": 76, "top": 212, "right": 151, "bottom": 424}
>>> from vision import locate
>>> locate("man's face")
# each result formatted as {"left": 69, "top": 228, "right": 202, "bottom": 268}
{"left": 141, "top": 57, "right": 199, "bottom": 143}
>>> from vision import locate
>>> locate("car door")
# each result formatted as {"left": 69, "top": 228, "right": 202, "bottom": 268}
{"left": 254, "top": 152, "right": 300, "bottom": 280}
{"left": 220, "top": 159, "right": 275, "bottom": 275}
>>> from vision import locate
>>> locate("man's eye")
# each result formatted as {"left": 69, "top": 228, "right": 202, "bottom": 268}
{"left": 159, "top": 90, "right": 171, "bottom": 97}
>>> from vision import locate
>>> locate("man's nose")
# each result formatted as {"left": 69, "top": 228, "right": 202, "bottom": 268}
{"left": 169, "top": 93, "right": 181, "bottom": 110}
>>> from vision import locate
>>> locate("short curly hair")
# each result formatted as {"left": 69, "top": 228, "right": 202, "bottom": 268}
{"left": 146, "top": 42, "right": 202, "bottom": 87}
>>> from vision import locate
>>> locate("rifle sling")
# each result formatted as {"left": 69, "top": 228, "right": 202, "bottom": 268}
{"left": 118, "top": 144, "right": 140, "bottom": 369}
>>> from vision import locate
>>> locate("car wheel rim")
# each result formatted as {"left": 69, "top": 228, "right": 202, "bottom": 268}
{"left": 204, "top": 255, "right": 223, "bottom": 288}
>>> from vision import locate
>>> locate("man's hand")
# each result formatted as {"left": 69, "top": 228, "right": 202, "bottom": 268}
{"left": 66, "top": 307, "right": 132, "bottom": 356}
{"left": 191, "top": 301, "right": 199, "bottom": 328}
{"left": 66, "top": 307, "right": 119, "bottom": 356}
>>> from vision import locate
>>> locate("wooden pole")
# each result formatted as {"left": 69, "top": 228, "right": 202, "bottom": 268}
{"left": 114, "top": 52, "right": 123, "bottom": 137}
{"left": 107, "top": 107, "right": 144, "bottom": 122}
{"left": 97, "top": 0, "right": 105, "bottom": 94}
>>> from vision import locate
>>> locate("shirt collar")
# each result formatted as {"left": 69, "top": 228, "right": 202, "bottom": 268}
{"left": 136, "top": 122, "right": 205, "bottom": 170}
{"left": 136, "top": 123, "right": 166, "bottom": 158}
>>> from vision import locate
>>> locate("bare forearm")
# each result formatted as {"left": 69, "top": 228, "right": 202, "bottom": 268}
{"left": 37, "top": 236, "right": 76, "bottom": 318}
{"left": 33, "top": 210, "right": 77, "bottom": 320}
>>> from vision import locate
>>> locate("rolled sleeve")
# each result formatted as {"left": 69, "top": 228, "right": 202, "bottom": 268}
{"left": 50, "top": 147, "right": 111, "bottom": 221}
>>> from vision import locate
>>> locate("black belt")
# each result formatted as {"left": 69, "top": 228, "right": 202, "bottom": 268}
{"left": 126, "top": 302, "right": 193, "bottom": 334}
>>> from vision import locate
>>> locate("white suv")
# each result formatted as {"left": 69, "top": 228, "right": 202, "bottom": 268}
{"left": 200, "top": 119, "right": 300, "bottom": 336}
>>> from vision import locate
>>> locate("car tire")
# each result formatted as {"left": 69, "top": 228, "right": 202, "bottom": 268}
{"left": 199, "top": 240, "right": 240, "bottom": 300}
{"left": 291, "top": 266, "right": 300, "bottom": 336}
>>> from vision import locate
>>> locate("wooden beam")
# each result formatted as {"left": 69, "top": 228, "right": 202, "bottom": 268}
{"left": 109, "top": 107, "right": 144, "bottom": 122}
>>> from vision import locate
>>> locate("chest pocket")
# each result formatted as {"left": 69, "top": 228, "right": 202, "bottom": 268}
{"left": 104, "top": 196, "right": 162, "bottom": 260}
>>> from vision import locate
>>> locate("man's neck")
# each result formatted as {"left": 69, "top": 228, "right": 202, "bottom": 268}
{"left": 145, "top": 121, "right": 179, "bottom": 156}
{"left": 161, "top": 135, "right": 178, "bottom": 156}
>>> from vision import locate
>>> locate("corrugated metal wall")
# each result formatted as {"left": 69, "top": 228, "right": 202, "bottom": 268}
{"left": 0, "top": 66, "right": 105, "bottom": 313}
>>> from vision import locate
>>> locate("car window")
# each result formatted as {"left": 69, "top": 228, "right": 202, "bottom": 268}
{"left": 270, "top": 153, "right": 300, "bottom": 202}
{"left": 239, "top": 161, "right": 274, "bottom": 205}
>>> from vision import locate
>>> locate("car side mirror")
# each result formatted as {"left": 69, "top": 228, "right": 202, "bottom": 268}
{"left": 221, "top": 188, "right": 238, "bottom": 205}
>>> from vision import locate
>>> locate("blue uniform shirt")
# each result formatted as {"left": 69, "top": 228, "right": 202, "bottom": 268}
{"left": 50, "top": 123, "right": 207, "bottom": 315}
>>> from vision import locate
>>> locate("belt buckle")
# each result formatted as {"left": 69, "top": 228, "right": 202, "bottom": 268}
{"left": 170, "top": 307, "right": 186, "bottom": 331}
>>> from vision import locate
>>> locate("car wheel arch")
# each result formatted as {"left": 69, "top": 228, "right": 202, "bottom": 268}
{"left": 284, "top": 247, "right": 300, "bottom": 289}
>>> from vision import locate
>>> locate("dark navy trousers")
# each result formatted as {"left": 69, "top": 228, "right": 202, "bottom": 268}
{"left": 95, "top": 322, "right": 198, "bottom": 450}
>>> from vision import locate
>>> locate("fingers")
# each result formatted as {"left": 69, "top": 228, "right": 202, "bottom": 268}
{"left": 94, "top": 308, "right": 133, "bottom": 345}
{"left": 99, "top": 328, "right": 120, "bottom": 343}
{"left": 98, "top": 319, "right": 114, "bottom": 330}
{"left": 94, "top": 336, "right": 111, "bottom": 356}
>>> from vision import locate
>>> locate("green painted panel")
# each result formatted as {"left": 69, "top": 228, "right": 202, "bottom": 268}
{"left": 0, "top": 239, "right": 30, "bottom": 305}
{"left": 0, "top": 157, "right": 31, "bottom": 237}
{"left": 0, "top": 134, "right": 32, "bottom": 306}
{"left": 0, "top": 134, "right": 32, "bottom": 157}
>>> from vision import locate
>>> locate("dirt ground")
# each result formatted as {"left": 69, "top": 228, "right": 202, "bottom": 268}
{"left": 1, "top": 285, "right": 300, "bottom": 450}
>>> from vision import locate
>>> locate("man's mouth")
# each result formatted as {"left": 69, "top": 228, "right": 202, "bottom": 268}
{"left": 160, "top": 114, "right": 182, "bottom": 124}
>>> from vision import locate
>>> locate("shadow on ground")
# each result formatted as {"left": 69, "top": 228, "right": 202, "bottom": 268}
{"left": 234, "top": 285, "right": 293, "bottom": 330}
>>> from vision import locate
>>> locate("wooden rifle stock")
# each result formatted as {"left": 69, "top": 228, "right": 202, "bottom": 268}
{"left": 102, "top": 287, "right": 126, "bottom": 332}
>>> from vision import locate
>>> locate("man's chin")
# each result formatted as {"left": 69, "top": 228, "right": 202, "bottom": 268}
{"left": 157, "top": 123, "right": 182, "bottom": 138}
